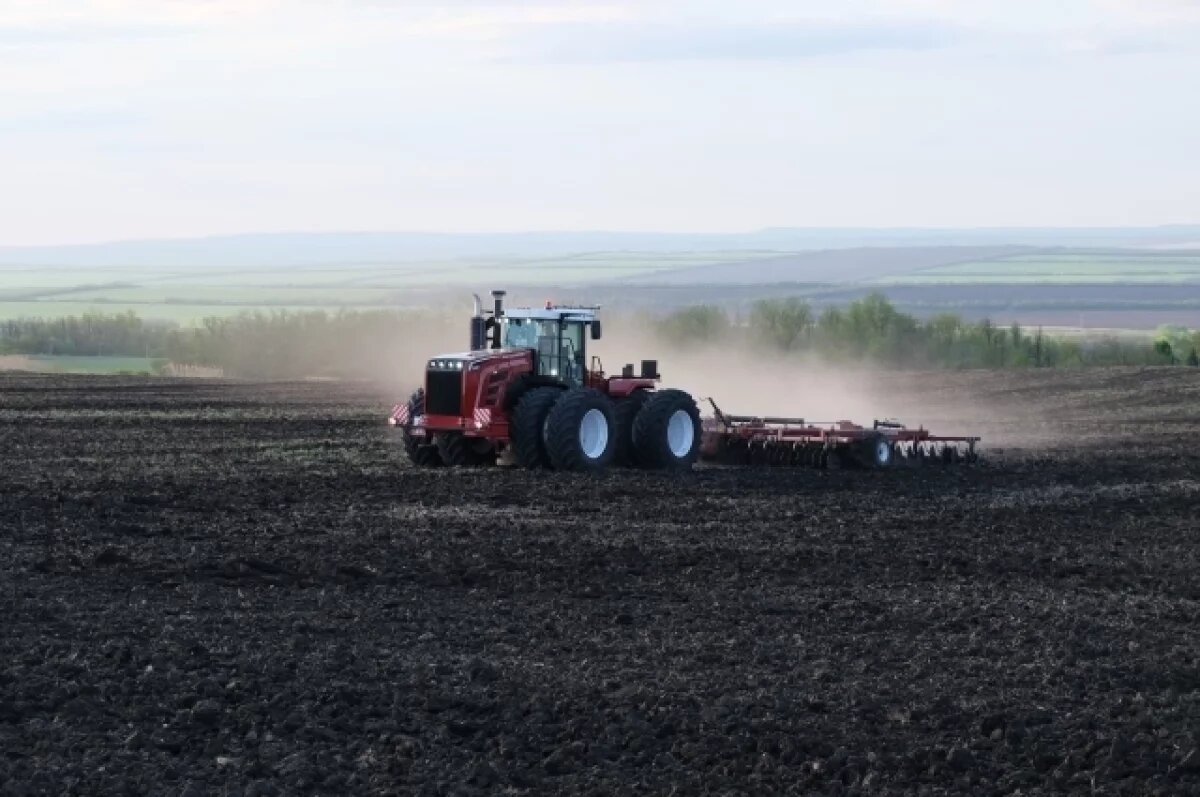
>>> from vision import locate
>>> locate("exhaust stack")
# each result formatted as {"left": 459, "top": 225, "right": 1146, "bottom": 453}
{"left": 490, "top": 290, "right": 506, "bottom": 349}
{"left": 469, "top": 294, "right": 487, "bottom": 351}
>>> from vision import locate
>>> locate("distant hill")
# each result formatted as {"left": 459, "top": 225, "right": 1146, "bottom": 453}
{"left": 619, "top": 246, "right": 1038, "bottom": 285}
{"left": 2, "top": 229, "right": 1199, "bottom": 331}
{"left": 3, "top": 227, "right": 1200, "bottom": 268}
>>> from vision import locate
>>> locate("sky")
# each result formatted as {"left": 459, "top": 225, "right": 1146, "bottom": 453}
{"left": 2, "top": 0, "right": 1199, "bottom": 245}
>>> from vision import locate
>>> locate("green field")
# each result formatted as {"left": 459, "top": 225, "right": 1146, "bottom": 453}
{"left": 0, "top": 251, "right": 781, "bottom": 324}
{"left": 3, "top": 248, "right": 1199, "bottom": 327}
{"left": 0, "top": 355, "right": 162, "bottom": 375}
{"left": 875, "top": 253, "right": 1200, "bottom": 286}
{"left": 0, "top": 302, "right": 344, "bottom": 324}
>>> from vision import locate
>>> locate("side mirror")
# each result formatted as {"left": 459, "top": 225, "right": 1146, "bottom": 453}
{"left": 590, "top": 319, "right": 603, "bottom": 340}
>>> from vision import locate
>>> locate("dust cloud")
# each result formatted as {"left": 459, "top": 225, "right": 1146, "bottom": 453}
{"left": 0, "top": 355, "right": 38, "bottom": 371}
{"left": 370, "top": 304, "right": 1033, "bottom": 447}
{"left": 593, "top": 317, "right": 1022, "bottom": 442}
{"left": 372, "top": 310, "right": 464, "bottom": 395}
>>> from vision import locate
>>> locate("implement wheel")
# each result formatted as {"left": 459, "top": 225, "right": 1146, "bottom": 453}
{"left": 400, "top": 389, "right": 442, "bottom": 468}
{"left": 864, "top": 435, "right": 894, "bottom": 470}
{"left": 632, "top": 389, "right": 701, "bottom": 470}
{"left": 544, "top": 388, "right": 616, "bottom": 473}
{"left": 512, "top": 386, "right": 562, "bottom": 469}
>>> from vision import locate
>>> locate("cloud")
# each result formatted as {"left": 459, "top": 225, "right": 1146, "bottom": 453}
{"left": 1096, "top": 0, "right": 1200, "bottom": 24}
{"left": 2, "top": 0, "right": 1199, "bottom": 244}
{"left": 0, "top": 107, "right": 142, "bottom": 135}
{"left": 0, "top": 0, "right": 281, "bottom": 27}
{"left": 500, "top": 19, "right": 961, "bottom": 63}
{"left": 0, "top": 21, "right": 189, "bottom": 47}
{"left": 1079, "top": 33, "right": 1177, "bottom": 55}
{"left": 0, "top": 0, "right": 285, "bottom": 48}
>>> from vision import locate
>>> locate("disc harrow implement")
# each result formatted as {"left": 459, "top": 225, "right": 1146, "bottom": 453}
{"left": 699, "top": 400, "right": 979, "bottom": 470}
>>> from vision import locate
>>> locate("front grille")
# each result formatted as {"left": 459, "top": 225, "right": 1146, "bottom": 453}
{"left": 482, "top": 370, "right": 507, "bottom": 407}
{"left": 426, "top": 369, "right": 463, "bottom": 416}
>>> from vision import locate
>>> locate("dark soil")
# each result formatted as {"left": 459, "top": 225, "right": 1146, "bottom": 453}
{"left": 2, "top": 370, "right": 1200, "bottom": 796}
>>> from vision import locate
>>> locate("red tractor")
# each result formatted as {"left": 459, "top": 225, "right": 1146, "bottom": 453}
{"left": 388, "top": 290, "right": 703, "bottom": 472}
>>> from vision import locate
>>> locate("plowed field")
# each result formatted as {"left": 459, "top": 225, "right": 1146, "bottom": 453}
{"left": 2, "top": 369, "right": 1199, "bottom": 795}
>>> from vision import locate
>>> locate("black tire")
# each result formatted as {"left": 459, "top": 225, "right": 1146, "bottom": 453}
{"left": 632, "top": 388, "right": 701, "bottom": 470}
{"left": 436, "top": 433, "right": 495, "bottom": 467}
{"left": 612, "top": 390, "right": 650, "bottom": 467}
{"left": 512, "top": 386, "right": 562, "bottom": 469}
{"left": 544, "top": 388, "right": 617, "bottom": 473}
{"left": 860, "top": 434, "right": 894, "bottom": 470}
{"left": 401, "top": 389, "right": 443, "bottom": 468}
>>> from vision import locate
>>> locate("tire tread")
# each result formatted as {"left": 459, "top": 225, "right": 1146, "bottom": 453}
{"left": 512, "top": 386, "right": 562, "bottom": 469}
{"left": 545, "top": 388, "right": 616, "bottom": 472}
{"left": 401, "top": 389, "right": 443, "bottom": 468}
{"left": 632, "top": 388, "right": 701, "bottom": 470}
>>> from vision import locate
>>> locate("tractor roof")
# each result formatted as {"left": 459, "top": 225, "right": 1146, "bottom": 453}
{"left": 503, "top": 305, "right": 598, "bottom": 322}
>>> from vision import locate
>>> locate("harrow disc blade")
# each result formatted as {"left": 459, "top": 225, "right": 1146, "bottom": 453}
{"left": 750, "top": 444, "right": 768, "bottom": 467}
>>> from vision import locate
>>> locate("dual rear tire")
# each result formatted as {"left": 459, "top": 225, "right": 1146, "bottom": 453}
{"left": 544, "top": 389, "right": 616, "bottom": 472}
{"left": 513, "top": 386, "right": 615, "bottom": 472}
{"left": 512, "top": 386, "right": 563, "bottom": 469}
{"left": 630, "top": 389, "right": 702, "bottom": 470}
{"left": 511, "top": 386, "right": 700, "bottom": 473}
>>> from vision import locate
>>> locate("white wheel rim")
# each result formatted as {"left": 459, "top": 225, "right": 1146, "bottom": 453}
{"left": 666, "top": 409, "right": 695, "bottom": 458}
{"left": 876, "top": 440, "right": 891, "bottom": 465}
{"left": 579, "top": 408, "right": 609, "bottom": 460}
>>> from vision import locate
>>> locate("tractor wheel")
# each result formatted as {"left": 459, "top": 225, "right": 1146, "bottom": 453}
{"left": 632, "top": 388, "right": 701, "bottom": 470}
{"left": 401, "top": 389, "right": 443, "bottom": 468}
{"left": 512, "top": 386, "right": 562, "bottom": 469}
{"left": 436, "top": 433, "right": 495, "bottom": 467}
{"left": 544, "top": 388, "right": 617, "bottom": 472}
{"left": 612, "top": 389, "right": 650, "bottom": 467}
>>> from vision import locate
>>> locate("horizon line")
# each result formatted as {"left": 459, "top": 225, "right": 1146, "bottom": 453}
{"left": 4, "top": 223, "right": 1200, "bottom": 250}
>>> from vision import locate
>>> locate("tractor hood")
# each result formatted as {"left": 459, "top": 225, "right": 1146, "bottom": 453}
{"left": 425, "top": 348, "right": 532, "bottom": 370}
{"left": 429, "top": 348, "right": 530, "bottom": 361}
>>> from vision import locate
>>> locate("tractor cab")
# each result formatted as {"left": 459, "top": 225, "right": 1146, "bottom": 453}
{"left": 500, "top": 305, "right": 600, "bottom": 386}
{"left": 469, "top": 290, "right": 601, "bottom": 388}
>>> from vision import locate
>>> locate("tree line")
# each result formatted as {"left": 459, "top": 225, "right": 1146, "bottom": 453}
{"left": 1, "top": 297, "right": 1198, "bottom": 377}
{"left": 0, "top": 312, "right": 171, "bottom": 358}
{"left": 652, "top": 294, "right": 1200, "bottom": 368}
{"left": 0, "top": 310, "right": 446, "bottom": 378}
